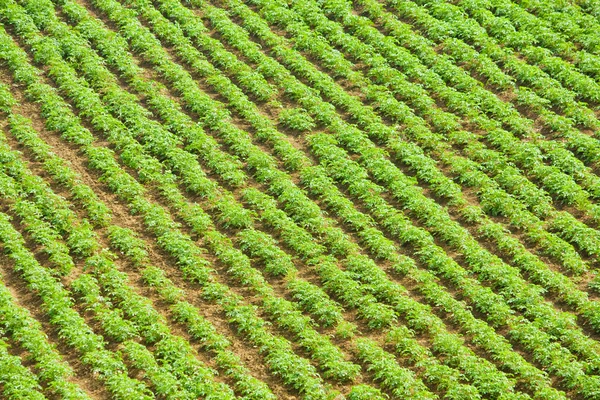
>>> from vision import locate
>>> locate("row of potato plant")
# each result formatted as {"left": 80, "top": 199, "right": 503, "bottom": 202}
{"left": 1, "top": 80, "right": 283, "bottom": 400}
{"left": 198, "top": 0, "right": 600, "bottom": 396}
{"left": 52, "top": 0, "right": 536, "bottom": 396}
{"left": 51, "top": 0, "right": 516, "bottom": 396}
{"left": 14, "top": 0, "right": 371, "bottom": 387}
{"left": 0, "top": 20, "right": 334, "bottom": 399}
{"left": 0, "top": 335, "right": 46, "bottom": 400}
{"left": 245, "top": 0, "right": 600, "bottom": 315}
{"left": 52, "top": 0, "right": 346, "bottom": 335}
{"left": 326, "top": 0, "right": 600, "bottom": 206}
{"left": 243, "top": 188, "right": 516, "bottom": 399}
{"left": 307, "top": 132, "right": 600, "bottom": 395}
{"left": 256, "top": 0, "right": 600, "bottom": 359}
{"left": 353, "top": 0, "right": 600, "bottom": 255}
{"left": 0, "top": 194, "right": 152, "bottom": 398}
{"left": 453, "top": 0, "right": 600, "bottom": 82}
{"left": 113, "top": 0, "right": 548, "bottom": 394}
{"left": 131, "top": 0, "right": 596, "bottom": 394}
{"left": 123, "top": 0, "right": 580, "bottom": 396}
{"left": 300, "top": 0, "right": 600, "bottom": 242}
{"left": 57, "top": 0, "right": 600, "bottom": 396}
{"left": 36, "top": 0, "right": 600, "bottom": 396}
{"left": 0, "top": 116, "right": 231, "bottom": 398}
{"left": 276, "top": 0, "right": 600, "bottom": 271}
{"left": 374, "top": 0, "right": 600, "bottom": 165}
{"left": 243, "top": 0, "right": 600, "bottom": 328}
{"left": 514, "top": 0, "right": 600, "bottom": 56}
{"left": 36, "top": 1, "right": 478, "bottom": 396}
{"left": 215, "top": 0, "right": 600, "bottom": 363}
{"left": 0, "top": 276, "right": 89, "bottom": 399}
{"left": 0, "top": 110, "right": 175, "bottom": 400}
{"left": 51, "top": 0, "right": 432, "bottom": 390}
{"left": 15, "top": 0, "right": 450, "bottom": 396}
{"left": 384, "top": 0, "right": 600, "bottom": 124}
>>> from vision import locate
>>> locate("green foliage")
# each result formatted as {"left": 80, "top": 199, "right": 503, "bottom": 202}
{"left": 2, "top": 0, "right": 600, "bottom": 399}
{"left": 278, "top": 107, "right": 316, "bottom": 132}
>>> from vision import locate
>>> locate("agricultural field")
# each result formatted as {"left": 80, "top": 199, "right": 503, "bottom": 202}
{"left": 1, "top": 0, "right": 600, "bottom": 398}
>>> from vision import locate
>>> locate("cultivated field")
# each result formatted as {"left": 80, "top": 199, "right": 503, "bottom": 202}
{"left": 1, "top": 0, "right": 600, "bottom": 398}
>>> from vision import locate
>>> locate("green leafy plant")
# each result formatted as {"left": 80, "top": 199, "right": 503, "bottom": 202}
{"left": 278, "top": 107, "right": 316, "bottom": 132}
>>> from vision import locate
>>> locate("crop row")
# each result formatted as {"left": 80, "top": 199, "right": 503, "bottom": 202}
{"left": 0, "top": 16, "right": 340, "bottom": 398}
{"left": 4, "top": 2, "right": 593, "bottom": 395}
{"left": 83, "top": 0, "right": 600, "bottom": 394}
{"left": 10, "top": 0, "right": 540, "bottom": 396}
{"left": 77, "top": 0, "right": 557, "bottom": 397}
{"left": 19, "top": 0, "right": 488, "bottom": 396}
{"left": 274, "top": 0, "right": 600, "bottom": 273}
{"left": 209, "top": 0, "right": 600, "bottom": 368}
{"left": 51, "top": 0, "right": 524, "bottom": 396}
{"left": 0, "top": 106, "right": 245, "bottom": 399}
{"left": 98, "top": 0, "right": 600, "bottom": 394}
